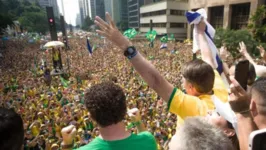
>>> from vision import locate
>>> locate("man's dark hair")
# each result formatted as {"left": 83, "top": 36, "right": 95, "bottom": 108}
{"left": 251, "top": 77, "right": 266, "bottom": 114}
{"left": 182, "top": 59, "right": 215, "bottom": 93}
{"left": 85, "top": 82, "right": 126, "bottom": 127}
{"left": 248, "top": 63, "right": 256, "bottom": 86}
{"left": 0, "top": 107, "right": 24, "bottom": 150}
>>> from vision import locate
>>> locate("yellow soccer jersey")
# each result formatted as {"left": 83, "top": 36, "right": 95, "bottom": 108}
{"left": 168, "top": 70, "right": 228, "bottom": 124}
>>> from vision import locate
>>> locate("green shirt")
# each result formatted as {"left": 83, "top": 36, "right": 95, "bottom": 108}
{"left": 76, "top": 131, "right": 157, "bottom": 150}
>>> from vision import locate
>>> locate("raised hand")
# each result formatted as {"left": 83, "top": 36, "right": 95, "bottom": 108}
{"left": 61, "top": 125, "right": 76, "bottom": 145}
{"left": 257, "top": 45, "right": 266, "bottom": 58}
{"left": 94, "top": 12, "right": 131, "bottom": 51}
{"left": 196, "top": 19, "right": 206, "bottom": 34}
{"left": 128, "top": 108, "right": 141, "bottom": 123}
{"left": 219, "top": 46, "right": 229, "bottom": 60}
{"left": 228, "top": 77, "right": 250, "bottom": 113}
{"left": 239, "top": 41, "right": 248, "bottom": 55}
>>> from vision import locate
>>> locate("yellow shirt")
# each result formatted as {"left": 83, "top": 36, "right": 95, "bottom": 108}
{"left": 53, "top": 51, "right": 59, "bottom": 61}
{"left": 31, "top": 126, "right": 40, "bottom": 136}
{"left": 168, "top": 70, "right": 228, "bottom": 124}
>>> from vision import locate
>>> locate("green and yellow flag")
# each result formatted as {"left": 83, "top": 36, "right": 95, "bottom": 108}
{"left": 145, "top": 30, "right": 157, "bottom": 42}
{"left": 123, "top": 28, "right": 138, "bottom": 39}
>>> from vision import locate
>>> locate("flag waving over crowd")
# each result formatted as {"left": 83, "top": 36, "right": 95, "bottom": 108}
{"left": 123, "top": 28, "right": 138, "bottom": 39}
{"left": 160, "top": 35, "right": 168, "bottom": 49}
{"left": 185, "top": 9, "right": 223, "bottom": 74}
{"left": 145, "top": 30, "right": 157, "bottom": 42}
{"left": 87, "top": 37, "right": 93, "bottom": 54}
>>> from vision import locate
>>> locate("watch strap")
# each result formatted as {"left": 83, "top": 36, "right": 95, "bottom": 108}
{"left": 61, "top": 142, "right": 74, "bottom": 149}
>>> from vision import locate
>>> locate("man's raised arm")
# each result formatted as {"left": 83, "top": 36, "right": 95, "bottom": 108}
{"left": 94, "top": 13, "right": 174, "bottom": 102}
{"left": 197, "top": 20, "right": 216, "bottom": 69}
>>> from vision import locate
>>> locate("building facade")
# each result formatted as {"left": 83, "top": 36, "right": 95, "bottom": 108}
{"left": 128, "top": 0, "right": 144, "bottom": 30}
{"left": 188, "top": 0, "right": 266, "bottom": 39}
{"left": 76, "top": 14, "right": 82, "bottom": 26}
{"left": 78, "top": 0, "right": 85, "bottom": 25}
{"left": 140, "top": 0, "right": 188, "bottom": 39}
{"left": 90, "top": 0, "right": 105, "bottom": 20}
{"left": 105, "top": 0, "right": 113, "bottom": 16}
{"left": 111, "top": 0, "right": 128, "bottom": 30}
{"left": 39, "top": 0, "right": 60, "bottom": 18}
{"left": 90, "top": 0, "right": 96, "bottom": 20}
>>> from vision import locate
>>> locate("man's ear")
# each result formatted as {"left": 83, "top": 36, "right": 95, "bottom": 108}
{"left": 224, "top": 128, "right": 236, "bottom": 137}
{"left": 250, "top": 99, "right": 258, "bottom": 117}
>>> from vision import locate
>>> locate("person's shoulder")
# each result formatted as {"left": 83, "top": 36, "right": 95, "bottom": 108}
{"left": 134, "top": 132, "right": 157, "bottom": 149}
{"left": 135, "top": 131, "right": 156, "bottom": 141}
{"left": 77, "top": 138, "right": 104, "bottom": 150}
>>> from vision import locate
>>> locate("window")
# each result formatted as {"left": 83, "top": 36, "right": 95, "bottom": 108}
{"left": 128, "top": 0, "right": 138, "bottom": 6}
{"left": 129, "top": 23, "right": 139, "bottom": 27}
{"left": 141, "top": 10, "right": 166, "bottom": 17}
{"left": 210, "top": 6, "right": 224, "bottom": 29}
{"left": 129, "top": 5, "right": 138, "bottom": 11}
{"left": 231, "top": 3, "right": 250, "bottom": 29}
{"left": 129, "top": 16, "right": 139, "bottom": 22}
{"left": 170, "top": 23, "right": 187, "bottom": 28}
{"left": 141, "top": 23, "right": 166, "bottom": 28}
{"left": 170, "top": 10, "right": 186, "bottom": 16}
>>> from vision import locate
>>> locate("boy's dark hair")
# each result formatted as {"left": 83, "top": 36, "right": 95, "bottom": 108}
{"left": 85, "top": 82, "right": 126, "bottom": 127}
{"left": 182, "top": 59, "right": 215, "bottom": 93}
{"left": 0, "top": 107, "right": 24, "bottom": 150}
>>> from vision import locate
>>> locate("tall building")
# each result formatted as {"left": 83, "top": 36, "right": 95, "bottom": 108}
{"left": 90, "top": 0, "right": 105, "bottom": 20}
{"left": 128, "top": 0, "right": 144, "bottom": 30}
{"left": 144, "top": 0, "right": 162, "bottom": 5}
{"left": 111, "top": 0, "right": 128, "bottom": 30}
{"left": 90, "top": 0, "right": 96, "bottom": 20}
{"left": 78, "top": 0, "right": 91, "bottom": 25}
{"left": 76, "top": 14, "right": 82, "bottom": 26}
{"left": 38, "top": 0, "right": 60, "bottom": 18}
{"left": 140, "top": 0, "right": 188, "bottom": 39}
{"left": 78, "top": 0, "right": 85, "bottom": 25}
{"left": 84, "top": 0, "right": 90, "bottom": 18}
{"left": 104, "top": 0, "right": 112, "bottom": 16}
{"left": 188, "top": 0, "right": 265, "bottom": 39}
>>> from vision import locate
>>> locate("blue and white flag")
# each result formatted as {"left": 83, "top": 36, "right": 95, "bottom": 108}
{"left": 160, "top": 43, "right": 167, "bottom": 49}
{"left": 186, "top": 9, "right": 223, "bottom": 75}
{"left": 87, "top": 38, "right": 92, "bottom": 54}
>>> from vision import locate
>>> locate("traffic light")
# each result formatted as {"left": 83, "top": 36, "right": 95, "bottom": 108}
{"left": 46, "top": 7, "right": 58, "bottom": 41}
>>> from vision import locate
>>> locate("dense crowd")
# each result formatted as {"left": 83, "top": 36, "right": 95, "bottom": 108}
{"left": 0, "top": 35, "right": 192, "bottom": 149}
{"left": 1, "top": 14, "right": 266, "bottom": 150}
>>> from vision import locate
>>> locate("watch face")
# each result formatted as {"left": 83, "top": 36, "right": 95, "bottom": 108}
{"left": 128, "top": 48, "right": 134, "bottom": 54}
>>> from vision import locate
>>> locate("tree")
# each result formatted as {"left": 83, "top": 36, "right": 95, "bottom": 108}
{"left": 0, "top": 14, "right": 13, "bottom": 35}
{"left": 248, "top": 5, "right": 266, "bottom": 43}
{"left": 19, "top": 12, "right": 48, "bottom": 34}
{"left": 214, "top": 29, "right": 260, "bottom": 58}
{"left": 81, "top": 16, "right": 94, "bottom": 31}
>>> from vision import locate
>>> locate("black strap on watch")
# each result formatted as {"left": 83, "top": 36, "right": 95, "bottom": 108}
{"left": 61, "top": 142, "right": 74, "bottom": 149}
{"left": 124, "top": 46, "right": 138, "bottom": 59}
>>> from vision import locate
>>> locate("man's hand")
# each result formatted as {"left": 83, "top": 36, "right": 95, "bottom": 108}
{"left": 239, "top": 41, "right": 248, "bottom": 55}
{"left": 228, "top": 77, "right": 250, "bottom": 113}
{"left": 61, "top": 125, "right": 76, "bottom": 145}
{"left": 196, "top": 19, "right": 206, "bottom": 34}
{"left": 219, "top": 46, "right": 229, "bottom": 60}
{"left": 257, "top": 45, "right": 266, "bottom": 58}
{"left": 128, "top": 108, "right": 141, "bottom": 123}
{"left": 94, "top": 12, "right": 131, "bottom": 51}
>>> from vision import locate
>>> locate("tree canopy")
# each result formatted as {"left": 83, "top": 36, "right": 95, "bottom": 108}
{"left": 81, "top": 16, "right": 94, "bottom": 31}
{"left": 0, "top": 0, "right": 51, "bottom": 34}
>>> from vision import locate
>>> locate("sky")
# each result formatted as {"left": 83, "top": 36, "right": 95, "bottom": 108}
{"left": 57, "top": 0, "right": 79, "bottom": 25}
